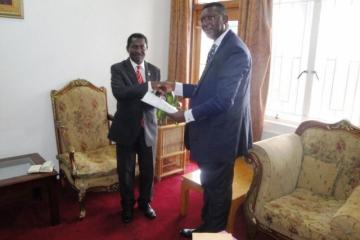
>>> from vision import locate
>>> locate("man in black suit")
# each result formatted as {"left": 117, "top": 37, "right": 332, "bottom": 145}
{"left": 108, "top": 33, "right": 161, "bottom": 223}
{"left": 161, "top": 2, "right": 252, "bottom": 238}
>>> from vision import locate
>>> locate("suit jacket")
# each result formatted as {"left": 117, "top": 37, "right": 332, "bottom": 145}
{"left": 108, "top": 58, "right": 160, "bottom": 149}
{"left": 183, "top": 30, "right": 252, "bottom": 164}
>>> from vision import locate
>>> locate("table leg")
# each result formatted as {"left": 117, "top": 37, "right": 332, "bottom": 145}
{"left": 48, "top": 177, "right": 60, "bottom": 225}
{"left": 180, "top": 180, "right": 190, "bottom": 216}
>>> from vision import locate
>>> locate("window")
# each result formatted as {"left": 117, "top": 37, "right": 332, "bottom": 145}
{"left": 267, "top": 0, "right": 360, "bottom": 125}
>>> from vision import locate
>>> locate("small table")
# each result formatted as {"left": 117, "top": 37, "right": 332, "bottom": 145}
{"left": 0, "top": 153, "right": 60, "bottom": 225}
{"left": 180, "top": 158, "right": 253, "bottom": 234}
{"left": 156, "top": 123, "right": 186, "bottom": 181}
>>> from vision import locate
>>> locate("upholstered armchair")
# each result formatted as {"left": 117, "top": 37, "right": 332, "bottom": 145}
{"left": 244, "top": 120, "right": 360, "bottom": 240}
{"left": 51, "top": 79, "right": 118, "bottom": 218}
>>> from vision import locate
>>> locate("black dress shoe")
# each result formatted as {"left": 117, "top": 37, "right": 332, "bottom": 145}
{"left": 121, "top": 209, "right": 133, "bottom": 223}
{"left": 180, "top": 228, "right": 196, "bottom": 238}
{"left": 139, "top": 204, "right": 156, "bottom": 219}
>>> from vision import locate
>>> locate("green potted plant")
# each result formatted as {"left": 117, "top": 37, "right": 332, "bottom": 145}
{"left": 156, "top": 92, "right": 180, "bottom": 125}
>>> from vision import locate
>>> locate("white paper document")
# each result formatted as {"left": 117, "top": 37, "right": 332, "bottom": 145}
{"left": 193, "top": 232, "right": 235, "bottom": 240}
{"left": 28, "top": 161, "right": 54, "bottom": 174}
{"left": 141, "top": 92, "right": 178, "bottom": 114}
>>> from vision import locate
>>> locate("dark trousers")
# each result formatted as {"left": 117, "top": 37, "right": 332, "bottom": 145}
{"left": 198, "top": 161, "right": 234, "bottom": 232}
{"left": 115, "top": 128, "right": 154, "bottom": 210}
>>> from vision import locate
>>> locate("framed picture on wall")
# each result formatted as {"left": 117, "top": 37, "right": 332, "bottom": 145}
{"left": 0, "top": 0, "right": 23, "bottom": 19}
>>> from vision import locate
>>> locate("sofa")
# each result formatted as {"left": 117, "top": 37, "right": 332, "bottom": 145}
{"left": 244, "top": 120, "right": 360, "bottom": 240}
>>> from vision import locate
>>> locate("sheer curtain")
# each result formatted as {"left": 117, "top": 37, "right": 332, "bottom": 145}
{"left": 238, "top": 0, "right": 273, "bottom": 141}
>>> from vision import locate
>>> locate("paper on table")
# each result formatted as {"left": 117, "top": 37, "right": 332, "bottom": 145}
{"left": 141, "top": 92, "right": 178, "bottom": 114}
{"left": 193, "top": 232, "right": 235, "bottom": 240}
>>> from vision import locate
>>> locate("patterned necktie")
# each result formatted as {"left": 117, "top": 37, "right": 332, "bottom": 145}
{"left": 206, "top": 44, "right": 217, "bottom": 65}
{"left": 136, "top": 65, "right": 144, "bottom": 84}
{"left": 136, "top": 65, "right": 145, "bottom": 127}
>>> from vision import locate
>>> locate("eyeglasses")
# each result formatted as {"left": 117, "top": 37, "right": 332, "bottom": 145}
{"left": 200, "top": 15, "right": 220, "bottom": 24}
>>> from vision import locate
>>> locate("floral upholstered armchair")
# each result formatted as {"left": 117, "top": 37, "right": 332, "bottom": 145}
{"left": 51, "top": 79, "right": 118, "bottom": 218}
{"left": 244, "top": 120, "right": 360, "bottom": 240}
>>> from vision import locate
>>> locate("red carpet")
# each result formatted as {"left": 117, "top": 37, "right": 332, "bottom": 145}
{"left": 0, "top": 162, "right": 270, "bottom": 240}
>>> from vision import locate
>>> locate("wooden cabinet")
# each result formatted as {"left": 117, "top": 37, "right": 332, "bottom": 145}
{"left": 156, "top": 123, "right": 186, "bottom": 181}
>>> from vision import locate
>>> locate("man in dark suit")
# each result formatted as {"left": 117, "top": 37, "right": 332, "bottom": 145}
{"left": 108, "top": 33, "right": 161, "bottom": 223}
{"left": 161, "top": 2, "right": 252, "bottom": 238}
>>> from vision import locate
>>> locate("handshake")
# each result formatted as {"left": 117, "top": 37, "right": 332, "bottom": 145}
{"left": 148, "top": 81, "right": 185, "bottom": 122}
{"left": 150, "top": 81, "right": 175, "bottom": 96}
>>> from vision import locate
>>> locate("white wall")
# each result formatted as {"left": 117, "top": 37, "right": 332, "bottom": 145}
{"left": 0, "top": 0, "right": 171, "bottom": 167}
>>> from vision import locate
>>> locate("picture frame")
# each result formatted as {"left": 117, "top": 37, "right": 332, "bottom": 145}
{"left": 0, "top": 0, "right": 23, "bottom": 19}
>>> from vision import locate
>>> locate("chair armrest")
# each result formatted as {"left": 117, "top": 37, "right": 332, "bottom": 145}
{"left": 245, "top": 133, "right": 303, "bottom": 224}
{"left": 330, "top": 185, "right": 360, "bottom": 240}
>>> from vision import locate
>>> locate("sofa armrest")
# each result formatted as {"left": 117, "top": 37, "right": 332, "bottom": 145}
{"left": 245, "top": 133, "right": 303, "bottom": 224}
{"left": 330, "top": 185, "right": 360, "bottom": 240}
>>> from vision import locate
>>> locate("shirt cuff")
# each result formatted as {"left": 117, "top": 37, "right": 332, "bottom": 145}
{"left": 147, "top": 81, "right": 153, "bottom": 92}
{"left": 174, "top": 82, "right": 183, "bottom": 96}
{"left": 184, "top": 109, "right": 195, "bottom": 123}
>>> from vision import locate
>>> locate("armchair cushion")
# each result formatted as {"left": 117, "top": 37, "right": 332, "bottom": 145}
{"left": 330, "top": 185, "right": 360, "bottom": 240}
{"left": 58, "top": 145, "right": 116, "bottom": 177}
{"left": 263, "top": 188, "right": 344, "bottom": 240}
{"left": 244, "top": 120, "right": 360, "bottom": 240}
{"left": 297, "top": 155, "right": 339, "bottom": 196}
{"left": 251, "top": 133, "right": 303, "bottom": 223}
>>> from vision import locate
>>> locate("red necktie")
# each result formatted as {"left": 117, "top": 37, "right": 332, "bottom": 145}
{"left": 136, "top": 65, "right": 145, "bottom": 127}
{"left": 136, "top": 65, "right": 144, "bottom": 84}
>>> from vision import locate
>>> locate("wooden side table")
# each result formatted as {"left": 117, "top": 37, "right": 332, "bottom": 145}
{"left": 180, "top": 157, "right": 253, "bottom": 234}
{"left": 0, "top": 153, "right": 60, "bottom": 225}
{"left": 156, "top": 123, "right": 186, "bottom": 181}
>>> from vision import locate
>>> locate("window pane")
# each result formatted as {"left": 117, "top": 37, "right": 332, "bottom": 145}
{"left": 309, "top": 0, "right": 360, "bottom": 124}
{"left": 266, "top": 0, "right": 314, "bottom": 121}
{"left": 198, "top": 21, "right": 238, "bottom": 78}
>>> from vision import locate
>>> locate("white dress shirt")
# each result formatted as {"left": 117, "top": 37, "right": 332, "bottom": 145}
{"left": 130, "top": 59, "right": 153, "bottom": 91}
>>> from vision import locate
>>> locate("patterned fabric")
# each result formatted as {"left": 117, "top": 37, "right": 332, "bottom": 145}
{"left": 206, "top": 44, "right": 217, "bottom": 66}
{"left": 251, "top": 133, "right": 303, "bottom": 223}
{"left": 297, "top": 155, "right": 339, "bottom": 196}
{"left": 301, "top": 128, "right": 360, "bottom": 200}
{"left": 263, "top": 188, "right": 344, "bottom": 240}
{"left": 58, "top": 145, "right": 116, "bottom": 177}
{"left": 330, "top": 185, "right": 360, "bottom": 240}
{"left": 54, "top": 86, "right": 109, "bottom": 153}
{"left": 248, "top": 122, "right": 360, "bottom": 240}
{"left": 136, "top": 65, "right": 144, "bottom": 84}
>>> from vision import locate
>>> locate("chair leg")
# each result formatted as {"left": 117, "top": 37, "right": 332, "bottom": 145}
{"left": 78, "top": 188, "right": 86, "bottom": 219}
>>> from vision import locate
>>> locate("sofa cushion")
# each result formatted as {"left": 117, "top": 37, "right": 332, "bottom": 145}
{"left": 297, "top": 155, "right": 339, "bottom": 196}
{"left": 301, "top": 127, "right": 360, "bottom": 200}
{"left": 330, "top": 185, "right": 360, "bottom": 240}
{"left": 263, "top": 188, "right": 344, "bottom": 240}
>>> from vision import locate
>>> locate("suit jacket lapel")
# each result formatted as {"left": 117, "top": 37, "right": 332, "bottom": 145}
{"left": 194, "top": 31, "right": 232, "bottom": 95}
{"left": 144, "top": 62, "right": 152, "bottom": 82}
{"left": 125, "top": 58, "right": 138, "bottom": 85}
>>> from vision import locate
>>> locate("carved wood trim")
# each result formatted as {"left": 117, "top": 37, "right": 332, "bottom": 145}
{"left": 296, "top": 119, "right": 360, "bottom": 136}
